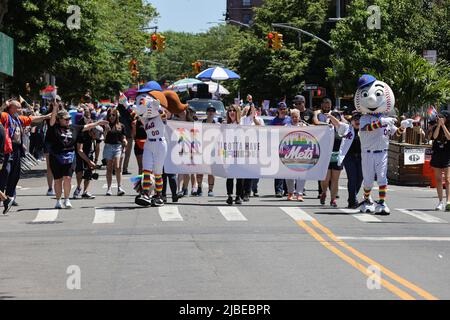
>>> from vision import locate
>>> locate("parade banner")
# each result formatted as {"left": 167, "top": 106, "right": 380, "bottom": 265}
{"left": 164, "top": 121, "right": 335, "bottom": 179}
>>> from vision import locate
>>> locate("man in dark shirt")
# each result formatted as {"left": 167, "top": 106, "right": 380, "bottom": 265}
{"left": 292, "top": 95, "right": 314, "bottom": 125}
{"left": 117, "top": 104, "right": 133, "bottom": 175}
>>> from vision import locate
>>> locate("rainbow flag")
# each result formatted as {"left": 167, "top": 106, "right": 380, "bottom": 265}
{"left": 427, "top": 106, "right": 438, "bottom": 119}
{"left": 119, "top": 92, "right": 129, "bottom": 106}
{"left": 40, "top": 85, "right": 57, "bottom": 100}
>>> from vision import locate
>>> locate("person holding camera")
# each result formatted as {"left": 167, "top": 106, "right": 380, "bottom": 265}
{"left": 428, "top": 111, "right": 450, "bottom": 211}
{"left": 47, "top": 101, "right": 108, "bottom": 209}
{"left": 73, "top": 115, "right": 102, "bottom": 200}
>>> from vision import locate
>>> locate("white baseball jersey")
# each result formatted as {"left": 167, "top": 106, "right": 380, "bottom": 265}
{"left": 359, "top": 114, "right": 397, "bottom": 151}
{"left": 144, "top": 114, "right": 165, "bottom": 140}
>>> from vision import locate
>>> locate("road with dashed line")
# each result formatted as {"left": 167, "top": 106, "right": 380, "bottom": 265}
{"left": 1, "top": 159, "right": 449, "bottom": 300}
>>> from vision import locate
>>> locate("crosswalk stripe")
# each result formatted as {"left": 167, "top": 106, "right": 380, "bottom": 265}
{"left": 396, "top": 209, "right": 447, "bottom": 223}
{"left": 33, "top": 209, "right": 59, "bottom": 222}
{"left": 158, "top": 206, "right": 183, "bottom": 221}
{"left": 102, "top": 184, "right": 118, "bottom": 189}
{"left": 93, "top": 208, "right": 115, "bottom": 224}
{"left": 339, "top": 209, "right": 382, "bottom": 222}
{"left": 281, "top": 207, "right": 315, "bottom": 221}
{"left": 217, "top": 207, "right": 247, "bottom": 221}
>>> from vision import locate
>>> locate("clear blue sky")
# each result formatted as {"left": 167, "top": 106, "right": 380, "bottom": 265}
{"left": 148, "top": 0, "right": 227, "bottom": 33}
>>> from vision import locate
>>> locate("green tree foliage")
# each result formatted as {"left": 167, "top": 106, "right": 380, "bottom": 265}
{"left": 328, "top": 0, "right": 450, "bottom": 111}
{"left": 1, "top": 0, "right": 157, "bottom": 101}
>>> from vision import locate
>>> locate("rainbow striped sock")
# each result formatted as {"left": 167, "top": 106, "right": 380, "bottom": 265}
{"left": 155, "top": 174, "right": 163, "bottom": 193}
{"left": 379, "top": 185, "right": 387, "bottom": 203}
{"left": 142, "top": 170, "right": 153, "bottom": 194}
{"left": 364, "top": 188, "right": 371, "bottom": 200}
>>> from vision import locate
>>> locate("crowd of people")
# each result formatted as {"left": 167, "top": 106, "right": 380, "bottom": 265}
{"left": 0, "top": 89, "right": 449, "bottom": 214}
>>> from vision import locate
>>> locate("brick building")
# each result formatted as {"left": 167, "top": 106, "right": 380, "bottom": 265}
{"left": 226, "top": 0, "right": 264, "bottom": 25}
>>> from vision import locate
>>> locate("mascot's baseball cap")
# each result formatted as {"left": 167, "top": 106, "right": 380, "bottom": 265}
{"left": 357, "top": 74, "right": 377, "bottom": 89}
{"left": 137, "top": 80, "right": 168, "bottom": 109}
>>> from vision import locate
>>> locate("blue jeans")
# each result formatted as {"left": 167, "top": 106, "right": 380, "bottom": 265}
{"left": 274, "top": 179, "right": 284, "bottom": 194}
{"left": 343, "top": 154, "right": 363, "bottom": 206}
{"left": 0, "top": 150, "right": 22, "bottom": 198}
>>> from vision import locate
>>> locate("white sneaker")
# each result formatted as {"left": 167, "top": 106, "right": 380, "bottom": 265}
{"left": 435, "top": 201, "right": 445, "bottom": 211}
{"left": 55, "top": 199, "right": 63, "bottom": 209}
{"left": 73, "top": 187, "right": 82, "bottom": 199}
{"left": 63, "top": 199, "right": 72, "bottom": 209}
{"left": 106, "top": 188, "right": 112, "bottom": 196}
{"left": 47, "top": 189, "right": 56, "bottom": 196}
{"left": 117, "top": 187, "right": 125, "bottom": 196}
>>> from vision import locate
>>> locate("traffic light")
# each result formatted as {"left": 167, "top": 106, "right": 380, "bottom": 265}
{"left": 129, "top": 59, "right": 139, "bottom": 79}
{"left": 313, "top": 87, "right": 326, "bottom": 98}
{"left": 267, "top": 32, "right": 275, "bottom": 49}
{"left": 150, "top": 34, "right": 158, "bottom": 51}
{"left": 157, "top": 34, "right": 166, "bottom": 52}
{"left": 275, "top": 33, "right": 283, "bottom": 49}
{"left": 192, "top": 61, "right": 202, "bottom": 74}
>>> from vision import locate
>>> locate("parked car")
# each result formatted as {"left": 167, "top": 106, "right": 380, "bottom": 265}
{"left": 187, "top": 99, "right": 226, "bottom": 123}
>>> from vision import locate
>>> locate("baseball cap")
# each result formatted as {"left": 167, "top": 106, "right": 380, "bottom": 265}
{"left": 206, "top": 106, "right": 216, "bottom": 112}
{"left": 137, "top": 81, "right": 162, "bottom": 93}
{"left": 278, "top": 102, "right": 287, "bottom": 109}
{"left": 293, "top": 95, "right": 305, "bottom": 103}
{"left": 57, "top": 110, "right": 71, "bottom": 120}
{"left": 357, "top": 74, "right": 377, "bottom": 89}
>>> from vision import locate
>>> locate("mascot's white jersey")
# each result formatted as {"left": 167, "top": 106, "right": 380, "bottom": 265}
{"left": 144, "top": 112, "right": 165, "bottom": 140}
{"left": 359, "top": 114, "right": 398, "bottom": 151}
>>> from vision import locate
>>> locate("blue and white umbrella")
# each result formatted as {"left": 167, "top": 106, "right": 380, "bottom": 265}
{"left": 196, "top": 67, "right": 240, "bottom": 81}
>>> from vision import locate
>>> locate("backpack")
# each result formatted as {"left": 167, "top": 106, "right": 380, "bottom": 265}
{"left": 1, "top": 112, "right": 23, "bottom": 155}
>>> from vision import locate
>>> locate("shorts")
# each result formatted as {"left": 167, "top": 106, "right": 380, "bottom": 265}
{"left": 430, "top": 152, "right": 450, "bottom": 169}
{"left": 328, "top": 162, "right": 343, "bottom": 171}
{"left": 103, "top": 143, "right": 123, "bottom": 161}
{"left": 49, "top": 154, "right": 75, "bottom": 179}
{"left": 75, "top": 154, "right": 94, "bottom": 179}
{"left": 134, "top": 144, "right": 144, "bottom": 156}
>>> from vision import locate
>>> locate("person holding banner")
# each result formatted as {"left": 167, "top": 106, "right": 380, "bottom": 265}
{"left": 285, "top": 109, "right": 307, "bottom": 201}
{"left": 225, "top": 105, "right": 245, "bottom": 205}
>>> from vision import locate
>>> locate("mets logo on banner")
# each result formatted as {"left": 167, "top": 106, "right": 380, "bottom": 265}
{"left": 279, "top": 131, "right": 320, "bottom": 172}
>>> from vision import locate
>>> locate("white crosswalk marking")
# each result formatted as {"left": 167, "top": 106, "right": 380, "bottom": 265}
{"left": 158, "top": 206, "right": 183, "bottom": 221}
{"left": 339, "top": 209, "right": 382, "bottom": 222}
{"left": 396, "top": 209, "right": 447, "bottom": 223}
{"left": 102, "top": 184, "right": 118, "bottom": 189}
{"left": 281, "top": 207, "right": 315, "bottom": 221}
{"left": 33, "top": 209, "right": 59, "bottom": 222}
{"left": 217, "top": 207, "right": 248, "bottom": 221}
{"left": 93, "top": 208, "right": 115, "bottom": 224}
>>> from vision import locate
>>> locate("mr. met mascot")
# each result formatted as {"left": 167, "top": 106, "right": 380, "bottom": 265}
{"left": 355, "top": 74, "right": 415, "bottom": 215}
{"left": 132, "top": 81, "right": 187, "bottom": 207}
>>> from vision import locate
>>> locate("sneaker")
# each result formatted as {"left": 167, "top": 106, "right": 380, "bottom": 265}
{"left": 191, "top": 188, "right": 198, "bottom": 196}
{"left": 275, "top": 192, "right": 283, "bottom": 198}
{"left": 296, "top": 194, "right": 304, "bottom": 202}
{"left": 435, "top": 201, "right": 445, "bottom": 211}
{"left": 135, "top": 194, "right": 152, "bottom": 207}
{"left": 46, "top": 188, "right": 55, "bottom": 196}
{"left": 253, "top": 191, "right": 259, "bottom": 197}
{"left": 73, "top": 187, "right": 82, "bottom": 199}
{"left": 162, "top": 196, "right": 168, "bottom": 204}
{"left": 234, "top": 196, "right": 242, "bottom": 205}
{"left": 182, "top": 188, "right": 188, "bottom": 197}
{"left": 320, "top": 193, "right": 326, "bottom": 205}
{"left": 196, "top": 188, "right": 203, "bottom": 197}
{"left": 226, "top": 196, "right": 233, "bottom": 205}
{"left": 117, "top": 187, "right": 125, "bottom": 196}
{"left": 122, "top": 170, "right": 131, "bottom": 175}
{"left": 172, "top": 195, "right": 178, "bottom": 203}
{"left": 106, "top": 188, "right": 112, "bottom": 196}
{"left": 375, "top": 201, "right": 390, "bottom": 215}
{"left": 153, "top": 195, "right": 164, "bottom": 206}
{"left": 81, "top": 192, "right": 95, "bottom": 199}
{"left": 208, "top": 190, "right": 214, "bottom": 197}
{"left": 63, "top": 198, "right": 72, "bottom": 209}
{"left": 330, "top": 199, "right": 337, "bottom": 208}
{"left": 3, "top": 197, "right": 14, "bottom": 215}
{"left": 287, "top": 193, "right": 294, "bottom": 201}
{"left": 243, "top": 195, "right": 250, "bottom": 202}
{"left": 55, "top": 199, "right": 63, "bottom": 209}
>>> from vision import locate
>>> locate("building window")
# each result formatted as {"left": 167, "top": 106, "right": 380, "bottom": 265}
{"left": 242, "top": 0, "right": 251, "bottom": 7}
{"left": 242, "top": 14, "right": 251, "bottom": 24}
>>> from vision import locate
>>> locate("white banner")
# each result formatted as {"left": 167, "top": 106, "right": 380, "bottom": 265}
{"left": 164, "top": 121, "right": 335, "bottom": 179}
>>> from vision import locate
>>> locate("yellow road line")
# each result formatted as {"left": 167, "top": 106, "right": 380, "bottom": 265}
{"left": 297, "top": 221, "right": 415, "bottom": 300}
{"left": 311, "top": 220, "right": 438, "bottom": 300}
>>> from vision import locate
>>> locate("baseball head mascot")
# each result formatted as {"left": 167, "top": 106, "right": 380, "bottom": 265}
{"left": 355, "top": 74, "right": 415, "bottom": 215}
{"left": 132, "top": 81, "right": 187, "bottom": 207}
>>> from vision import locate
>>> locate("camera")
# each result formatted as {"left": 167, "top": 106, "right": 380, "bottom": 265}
{"left": 92, "top": 172, "right": 99, "bottom": 180}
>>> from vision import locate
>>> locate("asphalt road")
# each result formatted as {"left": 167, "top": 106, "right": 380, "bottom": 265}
{"left": 1, "top": 158, "right": 449, "bottom": 300}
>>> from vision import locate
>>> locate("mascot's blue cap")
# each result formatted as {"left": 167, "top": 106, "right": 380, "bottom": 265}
{"left": 137, "top": 81, "right": 162, "bottom": 93}
{"left": 357, "top": 74, "right": 377, "bottom": 89}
